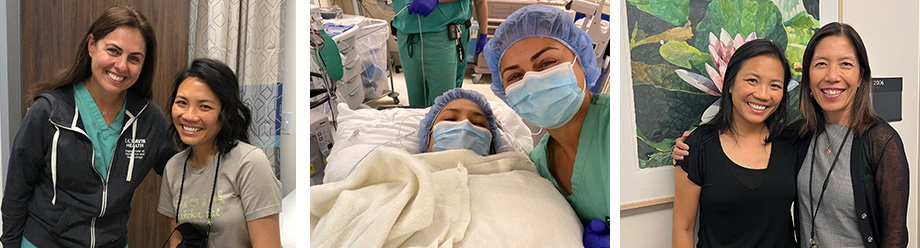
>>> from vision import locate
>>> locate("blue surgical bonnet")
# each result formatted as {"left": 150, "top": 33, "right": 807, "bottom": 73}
{"left": 484, "top": 4, "right": 601, "bottom": 101}
{"left": 418, "top": 88, "right": 502, "bottom": 154}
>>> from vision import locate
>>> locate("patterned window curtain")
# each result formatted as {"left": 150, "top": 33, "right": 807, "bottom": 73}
{"left": 188, "top": 0, "right": 287, "bottom": 179}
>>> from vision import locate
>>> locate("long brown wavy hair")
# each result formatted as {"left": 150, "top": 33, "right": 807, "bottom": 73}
{"left": 26, "top": 5, "right": 157, "bottom": 106}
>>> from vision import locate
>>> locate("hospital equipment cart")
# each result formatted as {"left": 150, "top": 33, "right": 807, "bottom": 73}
{"left": 311, "top": 109, "right": 334, "bottom": 186}
{"left": 322, "top": 15, "right": 400, "bottom": 107}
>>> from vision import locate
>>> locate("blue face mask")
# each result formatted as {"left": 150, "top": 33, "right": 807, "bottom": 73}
{"left": 505, "top": 58, "right": 585, "bottom": 129}
{"left": 431, "top": 119, "right": 493, "bottom": 156}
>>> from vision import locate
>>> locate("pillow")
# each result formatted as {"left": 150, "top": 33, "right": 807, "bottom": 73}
{"left": 323, "top": 102, "right": 533, "bottom": 184}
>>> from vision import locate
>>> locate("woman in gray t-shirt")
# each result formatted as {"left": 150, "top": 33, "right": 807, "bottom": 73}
{"left": 157, "top": 58, "right": 283, "bottom": 247}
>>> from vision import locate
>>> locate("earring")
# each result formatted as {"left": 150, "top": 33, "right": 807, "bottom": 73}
{"left": 809, "top": 92, "right": 813, "bottom": 97}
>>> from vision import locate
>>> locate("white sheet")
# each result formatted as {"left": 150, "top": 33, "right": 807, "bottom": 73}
{"left": 311, "top": 148, "right": 582, "bottom": 247}
{"left": 323, "top": 102, "right": 534, "bottom": 184}
{"left": 279, "top": 190, "right": 297, "bottom": 247}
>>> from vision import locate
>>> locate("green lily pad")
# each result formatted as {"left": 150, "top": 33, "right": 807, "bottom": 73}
{"left": 784, "top": 11, "right": 819, "bottom": 82}
{"left": 637, "top": 126, "right": 676, "bottom": 169}
{"left": 638, "top": 127, "right": 676, "bottom": 152}
{"left": 630, "top": 61, "right": 711, "bottom": 95}
{"left": 630, "top": 61, "right": 716, "bottom": 145}
{"left": 632, "top": 84, "right": 717, "bottom": 149}
{"left": 694, "top": 0, "right": 788, "bottom": 55}
{"left": 773, "top": 0, "right": 807, "bottom": 21}
{"left": 659, "top": 41, "right": 710, "bottom": 71}
{"left": 639, "top": 149, "right": 675, "bottom": 169}
{"left": 628, "top": 0, "right": 690, "bottom": 27}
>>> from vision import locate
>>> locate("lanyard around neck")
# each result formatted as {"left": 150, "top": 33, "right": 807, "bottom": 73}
{"left": 808, "top": 128, "right": 851, "bottom": 247}
{"left": 175, "top": 151, "right": 221, "bottom": 234}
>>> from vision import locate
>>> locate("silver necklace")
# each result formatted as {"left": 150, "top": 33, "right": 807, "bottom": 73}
{"left": 730, "top": 131, "right": 766, "bottom": 169}
{"left": 823, "top": 125, "right": 846, "bottom": 155}
{"left": 733, "top": 141, "right": 754, "bottom": 169}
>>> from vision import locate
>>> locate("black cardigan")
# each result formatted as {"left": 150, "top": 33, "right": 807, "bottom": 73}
{"left": 793, "top": 120, "right": 909, "bottom": 248}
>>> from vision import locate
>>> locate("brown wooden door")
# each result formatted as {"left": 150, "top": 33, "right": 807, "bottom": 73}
{"left": 20, "top": 1, "right": 189, "bottom": 246}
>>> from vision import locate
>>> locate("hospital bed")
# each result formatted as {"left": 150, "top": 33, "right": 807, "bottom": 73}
{"left": 279, "top": 190, "right": 297, "bottom": 247}
{"left": 319, "top": 101, "right": 535, "bottom": 184}
{"left": 298, "top": 99, "right": 545, "bottom": 246}
{"left": 310, "top": 103, "right": 587, "bottom": 247}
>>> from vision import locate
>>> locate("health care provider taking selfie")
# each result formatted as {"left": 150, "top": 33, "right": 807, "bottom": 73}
{"left": 483, "top": 4, "right": 610, "bottom": 247}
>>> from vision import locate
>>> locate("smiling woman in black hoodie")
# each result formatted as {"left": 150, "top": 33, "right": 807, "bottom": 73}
{"left": 1, "top": 6, "right": 178, "bottom": 247}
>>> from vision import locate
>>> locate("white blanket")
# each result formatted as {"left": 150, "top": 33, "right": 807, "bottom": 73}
{"left": 310, "top": 148, "right": 583, "bottom": 247}
{"left": 322, "top": 102, "right": 535, "bottom": 184}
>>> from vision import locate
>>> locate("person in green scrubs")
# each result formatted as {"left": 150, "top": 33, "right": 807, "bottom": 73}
{"left": 75, "top": 81, "right": 128, "bottom": 182}
{"left": 393, "top": 0, "right": 488, "bottom": 105}
{"left": 482, "top": 5, "right": 608, "bottom": 247}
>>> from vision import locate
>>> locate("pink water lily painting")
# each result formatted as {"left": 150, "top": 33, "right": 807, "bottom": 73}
{"left": 677, "top": 29, "right": 757, "bottom": 97}
{"left": 627, "top": 0, "right": 818, "bottom": 169}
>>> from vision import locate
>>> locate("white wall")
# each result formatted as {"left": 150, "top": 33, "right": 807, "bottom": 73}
{"left": 281, "top": 0, "right": 297, "bottom": 198}
{"left": 619, "top": 0, "right": 920, "bottom": 247}
{"left": 619, "top": 0, "right": 675, "bottom": 246}
{"left": 842, "top": 1, "right": 920, "bottom": 246}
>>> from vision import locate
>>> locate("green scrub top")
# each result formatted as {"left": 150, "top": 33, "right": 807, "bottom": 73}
{"left": 21, "top": 238, "right": 37, "bottom": 248}
{"left": 23, "top": 237, "right": 129, "bottom": 248}
{"left": 396, "top": 24, "right": 468, "bottom": 105}
{"left": 391, "top": 0, "right": 472, "bottom": 33}
{"left": 74, "top": 82, "right": 126, "bottom": 181}
{"left": 531, "top": 92, "right": 610, "bottom": 225}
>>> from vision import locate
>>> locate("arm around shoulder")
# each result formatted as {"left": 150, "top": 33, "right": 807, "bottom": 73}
{"left": 146, "top": 101, "right": 179, "bottom": 175}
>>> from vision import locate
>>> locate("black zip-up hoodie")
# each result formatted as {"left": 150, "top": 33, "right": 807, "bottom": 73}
{"left": 2, "top": 85, "right": 179, "bottom": 247}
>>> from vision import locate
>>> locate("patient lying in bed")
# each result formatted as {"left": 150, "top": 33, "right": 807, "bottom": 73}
{"left": 417, "top": 88, "right": 504, "bottom": 155}
{"left": 311, "top": 89, "right": 584, "bottom": 247}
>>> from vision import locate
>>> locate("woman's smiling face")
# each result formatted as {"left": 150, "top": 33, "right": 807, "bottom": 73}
{"left": 498, "top": 37, "right": 586, "bottom": 90}
{"left": 172, "top": 77, "right": 222, "bottom": 149}
{"left": 729, "top": 55, "right": 786, "bottom": 127}
{"left": 808, "top": 35, "right": 862, "bottom": 122}
{"left": 87, "top": 26, "right": 146, "bottom": 96}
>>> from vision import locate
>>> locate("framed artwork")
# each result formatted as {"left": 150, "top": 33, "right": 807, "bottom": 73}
{"left": 621, "top": 0, "right": 828, "bottom": 209}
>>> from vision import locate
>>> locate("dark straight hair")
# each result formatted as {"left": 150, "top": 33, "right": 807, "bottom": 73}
{"left": 27, "top": 5, "right": 157, "bottom": 106}
{"left": 703, "top": 39, "right": 792, "bottom": 143}
{"left": 798, "top": 22, "right": 882, "bottom": 137}
{"left": 167, "top": 58, "right": 252, "bottom": 155}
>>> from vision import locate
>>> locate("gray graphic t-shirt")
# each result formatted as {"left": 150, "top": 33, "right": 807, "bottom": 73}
{"left": 158, "top": 142, "right": 282, "bottom": 246}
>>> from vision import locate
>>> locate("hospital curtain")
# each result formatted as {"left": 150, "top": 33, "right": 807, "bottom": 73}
{"left": 188, "top": 0, "right": 287, "bottom": 179}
